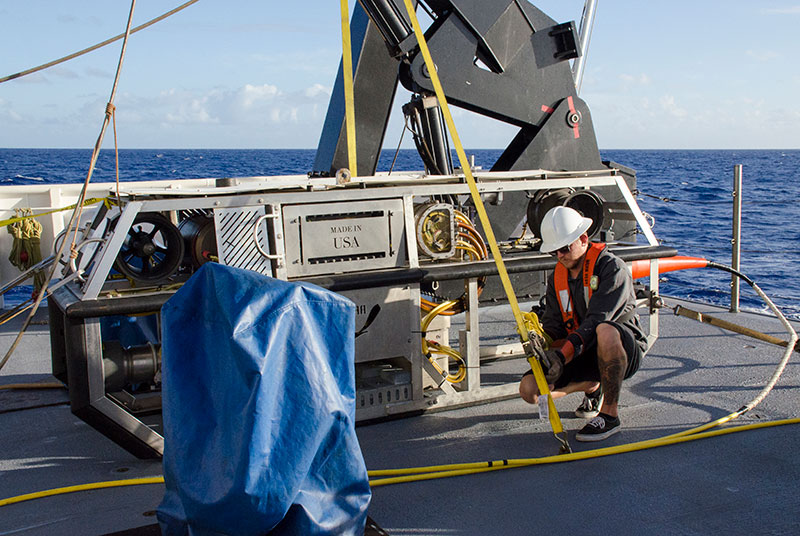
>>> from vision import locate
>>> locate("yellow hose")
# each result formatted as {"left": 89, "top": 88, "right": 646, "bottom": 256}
{"left": 368, "top": 417, "right": 800, "bottom": 486}
{"left": 3, "top": 417, "right": 797, "bottom": 507}
{"left": 0, "top": 477, "right": 164, "bottom": 507}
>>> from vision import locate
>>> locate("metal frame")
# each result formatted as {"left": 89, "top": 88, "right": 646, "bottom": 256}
{"left": 53, "top": 168, "right": 668, "bottom": 457}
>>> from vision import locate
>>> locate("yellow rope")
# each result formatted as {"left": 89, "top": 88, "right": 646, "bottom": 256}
{"left": 112, "top": 104, "right": 122, "bottom": 205}
{"left": 0, "top": 198, "right": 111, "bottom": 229}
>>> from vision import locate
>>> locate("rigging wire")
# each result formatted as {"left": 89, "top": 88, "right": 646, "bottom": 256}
{"left": 0, "top": 0, "right": 201, "bottom": 85}
{"left": 387, "top": 118, "right": 411, "bottom": 175}
{"left": 636, "top": 189, "right": 795, "bottom": 206}
{"left": 0, "top": 1, "right": 138, "bottom": 373}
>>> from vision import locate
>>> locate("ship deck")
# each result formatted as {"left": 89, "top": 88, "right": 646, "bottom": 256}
{"left": 1, "top": 297, "right": 799, "bottom": 535}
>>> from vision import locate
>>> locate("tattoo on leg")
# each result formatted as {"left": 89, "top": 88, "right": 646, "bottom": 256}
{"left": 600, "top": 355, "right": 626, "bottom": 405}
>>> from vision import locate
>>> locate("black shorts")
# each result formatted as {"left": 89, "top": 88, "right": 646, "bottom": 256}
{"left": 554, "top": 321, "right": 642, "bottom": 389}
{"left": 522, "top": 321, "right": 643, "bottom": 389}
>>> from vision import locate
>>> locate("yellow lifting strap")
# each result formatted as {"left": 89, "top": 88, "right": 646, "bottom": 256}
{"left": 340, "top": 0, "right": 358, "bottom": 177}
{"left": 401, "top": 0, "right": 569, "bottom": 451}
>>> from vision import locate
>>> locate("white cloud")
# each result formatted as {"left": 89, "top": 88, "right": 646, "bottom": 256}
{"left": 164, "top": 95, "right": 216, "bottom": 125}
{"left": 85, "top": 67, "right": 112, "bottom": 78}
{"left": 588, "top": 88, "right": 800, "bottom": 149}
{"left": 659, "top": 95, "right": 687, "bottom": 118}
{"left": 48, "top": 66, "right": 80, "bottom": 80}
{"left": 106, "top": 82, "right": 334, "bottom": 144}
{"left": 746, "top": 49, "right": 779, "bottom": 62}
{"left": 0, "top": 98, "right": 23, "bottom": 122}
{"left": 238, "top": 83, "right": 279, "bottom": 108}
{"left": 761, "top": 6, "right": 800, "bottom": 14}
{"left": 269, "top": 107, "right": 281, "bottom": 123}
{"left": 304, "top": 83, "right": 330, "bottom": 98}
{"left": 619, "top": 73, "right": 651, "bottom": 86}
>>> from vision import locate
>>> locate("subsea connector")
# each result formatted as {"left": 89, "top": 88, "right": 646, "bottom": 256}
{"left": 102, "top": 340, "right": 161, "bottom": 392}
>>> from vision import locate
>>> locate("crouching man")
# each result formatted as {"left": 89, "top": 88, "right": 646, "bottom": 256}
{"left": 520, "top": 206, "right": 646, "bottom": 441}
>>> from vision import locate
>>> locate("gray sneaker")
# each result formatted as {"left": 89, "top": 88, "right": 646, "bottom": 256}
{"left": 575, "top": 387, "right": 604, "bottom": 419}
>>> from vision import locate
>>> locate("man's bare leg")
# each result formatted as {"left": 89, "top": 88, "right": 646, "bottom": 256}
{"left": 595, "top": 323, "right": 627, "bottom": 418}
{"left": 519, "top": 375, "right": 600, "bottom": 405}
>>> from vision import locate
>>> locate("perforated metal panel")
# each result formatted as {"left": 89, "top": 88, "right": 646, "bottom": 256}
{"left": 213, "top": 206, "right": 278, "bottom": 276}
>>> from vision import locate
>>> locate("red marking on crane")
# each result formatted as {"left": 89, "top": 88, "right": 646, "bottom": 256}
{"left": 567, "top": 96, "right": 580, "bottom": 139}
{"left": 541, "top": 105, "right": 555, "bottom": 114}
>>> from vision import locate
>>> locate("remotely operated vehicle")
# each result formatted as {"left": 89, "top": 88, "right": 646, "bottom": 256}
{"left": 43, "top": 0, "right": 674, "bottom": 458}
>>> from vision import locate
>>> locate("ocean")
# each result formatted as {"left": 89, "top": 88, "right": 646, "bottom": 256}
{"left": 1, "top": 148, "right": 798, "bottom": 320}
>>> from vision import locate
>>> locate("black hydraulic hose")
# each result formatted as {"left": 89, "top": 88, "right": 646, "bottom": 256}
{"left": 705, "top": 260, "right": 755, "bottom": 286}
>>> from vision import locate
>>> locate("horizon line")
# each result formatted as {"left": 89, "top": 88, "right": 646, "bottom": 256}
{"left": 2, "top": 147, "right": 798, "bottom": 152}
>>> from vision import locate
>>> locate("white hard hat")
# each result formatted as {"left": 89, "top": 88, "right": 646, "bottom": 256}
{"left": 539, "top": 206, "right": 593, "bottom": 253}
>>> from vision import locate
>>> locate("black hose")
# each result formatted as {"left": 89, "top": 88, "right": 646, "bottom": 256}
{"left": 705, "top": 260, "right": 755, "bottom": 287}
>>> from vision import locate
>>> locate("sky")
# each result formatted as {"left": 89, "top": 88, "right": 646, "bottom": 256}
{"left": 1, "top": 1, "right": 799, "bottom": 150}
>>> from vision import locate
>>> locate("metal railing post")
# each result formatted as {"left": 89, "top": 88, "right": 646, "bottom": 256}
{"left": 572, "top": 0, "right": 598, "bottom": 94}
{"left": 730, "top": 164, "right": 742, "bottom": 312}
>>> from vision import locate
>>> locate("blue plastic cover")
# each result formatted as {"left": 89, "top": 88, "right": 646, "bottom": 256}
{"left": 157, "top": 263, "right": 371, "bottom": 535}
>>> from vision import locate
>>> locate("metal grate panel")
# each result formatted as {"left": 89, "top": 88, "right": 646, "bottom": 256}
{"left": 213, "top": 206, "right": 274, "bottom": 276}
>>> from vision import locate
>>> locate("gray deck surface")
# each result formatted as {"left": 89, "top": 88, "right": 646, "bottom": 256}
{"left": 1, "top": 298, "right": 798, "bottom": 535}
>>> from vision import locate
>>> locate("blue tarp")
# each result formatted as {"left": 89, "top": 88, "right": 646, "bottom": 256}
{"left": 157, "top": 263, "right": 371, "bottom": 535}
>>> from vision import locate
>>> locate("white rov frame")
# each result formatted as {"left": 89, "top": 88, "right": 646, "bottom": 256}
{"left": 70, "top": 168, "right": 661, "bottom": 418}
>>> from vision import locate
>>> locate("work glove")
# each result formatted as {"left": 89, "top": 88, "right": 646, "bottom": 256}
{"left": 540, "top": 349, "right": 565, "bottom": 384}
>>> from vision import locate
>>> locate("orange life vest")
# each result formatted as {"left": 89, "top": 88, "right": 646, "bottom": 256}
{"left": 554, "top": 242, "right": 606, "bottom": 334}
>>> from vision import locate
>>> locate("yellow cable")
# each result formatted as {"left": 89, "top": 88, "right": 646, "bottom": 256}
{"left": 368, "top": 417, "right": 800, "bottom": 486}
{"left": 661, "top": 409, "right": 744, "bottom": 440}
{"left": 456, "top": 243, "right": 480, "bottom": 260}
{"left": 425, "top": 345, "right": 466, "bottom": 383}
{"left": 340, "top": 0, "right": 358, "bottom": 176}
{"left": 2, "top": 418, "right": 797, "bottom": 507}
{"left": 420, "top": 297, "right": 456, "bottom": 314}
{"left": 401, "top": 0, "right": 564, "bottom": 441}
{"left": 421, "top": 300, "right": 458, "bottom": 353}
{"left": 421, "top": 299, "right": 465, "bottom": 383}
{"left": 0, "top": 476, "right": 164, "bottom": 507}
{"left": 419, "top": 213, "right": 485, "bottom": 314}
{"left": 457, "top": 236, "right": 484, "bottom": 259}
